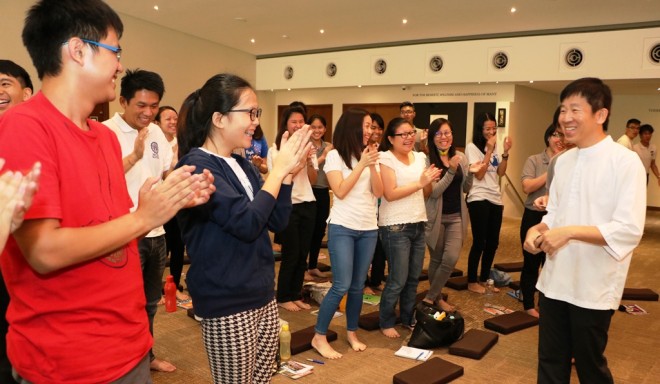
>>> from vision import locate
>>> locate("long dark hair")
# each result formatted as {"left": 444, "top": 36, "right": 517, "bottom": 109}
{"left": 333, "top": 108, "right": 369, "bottom": 170}
{"left": 472, "top": 112, "right": 496, "bottom": 153}
{"left": 428, "top": 118, "right": 456, "bottom": 170}
{"left": 177, "top": 73, "right": 252, "bottom": 157}
{"left": 275, "top": 106, "right": 306, "bottom": 149}
{"left": 378, "top": 117, "right": 411, "bottom": 152}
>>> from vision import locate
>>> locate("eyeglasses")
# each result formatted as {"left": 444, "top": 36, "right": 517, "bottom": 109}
{"left": 226, "top": 108, "right": 262, "bottom": 121}
{"left": 400, "top": 110, "right": 415, "bottom": 115}
{"left": 81, "top": 39, "right": 122, "bottom": 61}
{"left": 551, "top": 132, "right": 565, "bottom": 138}
{"left": 393, "top": 131, "right": 416, "bottom": 139}
{"left": 435, "top": 131, "right": 452, "bottom": 137}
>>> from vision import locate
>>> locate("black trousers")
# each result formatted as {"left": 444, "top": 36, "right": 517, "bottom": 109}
{"left": 163, "top": 216, "right": 185, "bottom": 289}
{"left": 277, "top": 202, "right": 316, "bottom": 302}
{"left": 467, "top": 200, "right": 503, "bottom": 283}
{"left": 366, "top": 237, "right": 386, "bottom": 288}
{"left": 0, "top": 275, "right": 14, "bottom": 383}
{"left": 308, "top": 187, "right": 330, "bottom": 270}
{"left": 519, "top": 208, "right": 547, "bottom": 310}
{"left": 538, "top": 294, "right": 614, "bottom": 384}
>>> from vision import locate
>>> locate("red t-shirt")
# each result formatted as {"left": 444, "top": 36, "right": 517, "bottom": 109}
{"left": 0, "top": 93, "right": 151, "bottom": 383}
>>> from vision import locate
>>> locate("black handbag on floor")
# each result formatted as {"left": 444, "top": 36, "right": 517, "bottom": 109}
{"left": 408, "top": 301, "right": 464, "bottom": 349}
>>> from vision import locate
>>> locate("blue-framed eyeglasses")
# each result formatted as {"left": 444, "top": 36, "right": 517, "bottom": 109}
{"left": 226, "top": 108, "right": 262, "bottom": 121}
{"left": 81, "top": 39, "right": 122, "bottom": 61}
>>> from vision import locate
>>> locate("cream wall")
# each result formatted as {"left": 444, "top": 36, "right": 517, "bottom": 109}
{"left": 609, "top": 95, "right": 660, "bottom": 207}
{"left": 257, "top": 27, "right": 660, "bottom": 90}
{"left": 2, "top": 1, "right": 256, "bottom": 118}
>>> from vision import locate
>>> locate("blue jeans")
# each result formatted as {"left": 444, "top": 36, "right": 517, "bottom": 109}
{"left": 315, "top": 224, "right": 377, "bottom": 335}
{"left": 379, "top": 222, "right": 426, "bottom": 328}
{"left": 138, "top": 235, "right": 167, "bottom": 361}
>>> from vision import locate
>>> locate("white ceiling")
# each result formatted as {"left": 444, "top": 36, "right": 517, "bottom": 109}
{"left": 107, "top": 0, "right": 660, "bottom": 94}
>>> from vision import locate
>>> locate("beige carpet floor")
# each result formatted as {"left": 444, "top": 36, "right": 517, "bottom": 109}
{"left": 151, "top": 210, "right": 660, "bottom": 383}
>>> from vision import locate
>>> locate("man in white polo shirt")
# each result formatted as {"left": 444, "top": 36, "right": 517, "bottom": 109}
{"left": 104, "top": 69, "right": 176, "bottom": 373}
{"left": 633, "top": 124, "right": 659, "bottom": 185}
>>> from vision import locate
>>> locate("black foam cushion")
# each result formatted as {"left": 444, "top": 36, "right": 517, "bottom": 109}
{"left": 450, "top": 268, "right": 463, "bottom": 277}
{"left": 446, "top": 276, "right": 468, "bottom": 291}
{"left": 484, "top": 311, "right": 539, "bottom": 335}
{"left": 622, "top": 288, "right": 659, "bottom": 301}
{"left": 290, "top": 325, "right": 337, "bottom": 355}
{"left": 449, "top": 329, "right": 498, "bottom": 359}
{"left": 317, "top": 262, "right": 331, "bottom": 272}
{"left": 493, "top": 262, "right": 523, "bottom": 272}
{"left": 393, "top": 357, "right": 464, "bottom": 384}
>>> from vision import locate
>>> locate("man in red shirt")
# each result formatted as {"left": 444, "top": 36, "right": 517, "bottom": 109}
{"left": 0, "top": 1, "right": 214, "bottom": 382}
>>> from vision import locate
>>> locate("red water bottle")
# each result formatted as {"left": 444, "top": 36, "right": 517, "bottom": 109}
{"left": 164, "top": 275, "right": 177, "bottom": 313}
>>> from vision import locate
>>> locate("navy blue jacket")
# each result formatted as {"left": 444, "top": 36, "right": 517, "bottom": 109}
{"left": 176, "top": 148, "right": 292, "bottom": 318}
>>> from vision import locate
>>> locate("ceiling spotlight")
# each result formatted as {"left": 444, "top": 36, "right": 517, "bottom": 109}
{"left": 282, "top": 34, "right": 289, "bottom": 39}
{"left": 529, "top": 80, "right": 534, "bottom": 83}
{"left": 357, "top": 85, "right": 362, "bottom": 88}
{"left": 424, "top": 83, "right": 429, "bottom": 86}
{"left": 250, "top": 38, "right": 255, "bottom": 43}
{"left": 511, "top": 7, "right": 516, "bottom": 13}
{"left": 287, "top": 88, "right": 291, "bottom": 91}
{"left": 402, "top": 19, "right": 408, "bottom": 24}
{"left": 153, "top": 5, "right": 159, "bottom": 10}
{"left": 320, "top": 29, "right": 325, "bottom": 34}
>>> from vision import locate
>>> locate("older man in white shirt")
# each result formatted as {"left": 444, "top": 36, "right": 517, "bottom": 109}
{"left": 525, "top": 78, "right": 646, "bottom": 384}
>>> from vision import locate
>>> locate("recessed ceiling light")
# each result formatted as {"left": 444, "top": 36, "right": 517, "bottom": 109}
{"left": 320, "top": 29, "right": 325, "bottom": 34}
{"left": 234, "top": 17, "right": 247, "bottom": 22}
{"left": 250, "top": 38, "right": 255, "bottom": 43}
{"left": 287, "top": 88, "right": 291, "bottom": 91}
{"left": 282, "top": 34, "right": 289, "bottom": 39}
{"left": 357, "top": 85, "right": 362, "bottom": 88}
{"left": 153, "top": 5, "right": 159, "bottom": 11}
{"left": 529, "top": 80, "right": 534, "bottom": 83}
{"left": 402, "top": 18, "right": 408, "bottom": 24}
{"left": 511, "top": 7, "right": 516, "bottom": 13}
{"left": 424, "top": 83, "right": 429, "bottom": 86}
{"left": 657, "top": 87, "right": 660, "bottom": 91}
{"left": 496, "top": 81, "right": 499, "bottom": 84}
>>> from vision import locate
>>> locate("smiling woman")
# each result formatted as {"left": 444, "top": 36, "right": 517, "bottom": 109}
{"left": 175, "top": 73, "right": 312, "bottom": 384}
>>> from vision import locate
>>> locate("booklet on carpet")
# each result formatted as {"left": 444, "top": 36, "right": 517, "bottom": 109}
{"left": 363, "top": 294, "right": 381, "bottom": 305}
{"left": 278, "top": 360, "right": 314, "bottom": 379}
{"left": 395, "top": 346, "right": 433, "bottom": 361}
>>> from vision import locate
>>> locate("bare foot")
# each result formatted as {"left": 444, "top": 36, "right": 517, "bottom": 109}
{"left": 363, "top": 286, "right": 376, "bottom": 295}
{"left": 157, "top": 296, "right": 165, "bottom": 305}
{"left": 304, "top": 271, "right": 315, "bottom": 281}
{"left": 437, "top": 299, "right": 455, "bottom": 312}
{"left": 150, "top": 358, "right": 176, "bottom": 372}
{"left": 347, "top": 331, "right": 367, "bottom": 352}
{"left": 175, "top": 291, "right": 190, "bottom": 301}
{"left": 293, "top": 300, "right": 311, "bottom": 310}
{"left": 278, "top": 302, "right": 301, "bottom": 312}
{"left": 380, "top": 327, "right": 400, "bottom": 338}
{"left": 468, "top": 283, "right": 486, "bottom": 294}
{"left": 309, "top": 268, "right": 328, "bottom": 278}
{"left": 311, "top": 334, "right": 342, "bottom": 359}
{"left": 526, "top": 308, "right": 540, "bottom": 318}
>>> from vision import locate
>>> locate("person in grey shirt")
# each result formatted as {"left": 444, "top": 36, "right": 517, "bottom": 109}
{"left": 519, "top": 118, "right": 564, "bottom": 317}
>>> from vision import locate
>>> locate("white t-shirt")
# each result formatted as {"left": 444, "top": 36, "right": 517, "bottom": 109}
{"left": 199, "top": 148, "right": 255, "bottom": 201}
{"left": 267, "top": 146, "right": 316, "bottom": 204}
{"left": 325, "top": 149, "right": 378, "bottom": 231}
{"left": 616, "top": 134, "right": 633, "bottom": 150}
{"left": 538, "top": 136, "right": 647, "bottom": 310}
{"left": 466, "top": 142, "right": 502, "bottom": 205}
{"left": 105, "top": 113, "right": 173, "bottom": 237}
{"left": 378, "top": 150, "right": 427, "bottom": 226}
{"left": 633, "top": 142, "right": 656, "bottom": 173}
